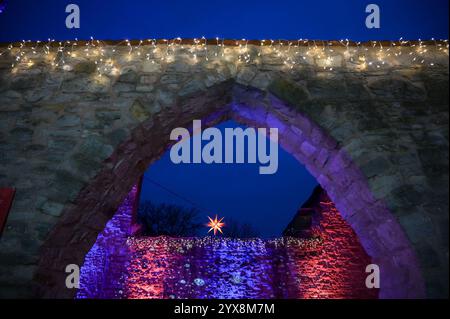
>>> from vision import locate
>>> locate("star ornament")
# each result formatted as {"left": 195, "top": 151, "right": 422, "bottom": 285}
{"left": 206, "top": 215, "right": 225, "bottom": 235}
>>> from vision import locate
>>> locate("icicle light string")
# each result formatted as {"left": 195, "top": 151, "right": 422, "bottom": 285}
{"left": 1, "top": 37, "right": 448, "bottom": 74}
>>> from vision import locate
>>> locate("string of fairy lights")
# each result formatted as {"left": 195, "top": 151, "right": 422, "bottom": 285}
{"left": 127, "top": 235, "right": 324, "bottom": 251}
{"left": 0, "top": 37, "right": 448, "bottom": 75}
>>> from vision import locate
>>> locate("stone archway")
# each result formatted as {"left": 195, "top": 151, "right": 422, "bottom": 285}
{"left": 34, "top": 81, "right": 425, "bottom": 298}
{"left": 1, "top": 41, "right": 447, "bottom": 298}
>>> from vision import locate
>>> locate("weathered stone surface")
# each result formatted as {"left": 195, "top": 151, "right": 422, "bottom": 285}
{"left": 300, "top": 141, "right": 317, "bottom": 158}
{"left": 40, "top": 201, "right": 65, "bottom": 217}
{"left": 71, "top": 135, "right": 114, "bottom": 174}
{"left": 156, "top": 89, "right": 175, "bottom": 106}
{"left": 367, "top": 77, "right": 427, "bottom": 100}
{"left": 113, "top": 82, "right": 135, "bottom": 93}
{"left": 52, "top": 170, "right": 85, "bottom": 201}
{"left": 10, "top": 74, "right": 44, "bottom": 90}
{"left": 171, "top": 60, "right": 193, "bottom": 73}
{"left": 307, "top": 77, "right": 348, "bottom": 99}
{"left": 62, "top": 76, "right": 111, "bottom": 93}
{"left": 346, "top": 78, "right": 371, "bottom": 100}
{"left": 268, "top": 78, "right": 310, "bottom": 107}
{"left": 95, "top": 108, "right": 121, "bottom": 124}
{"left": 178, "top": 78, "right": 205, "bottom": 97}
{"left": 10, "top": 127, "right": 33, "bottom": 143}
{"left": 48, "top": 134, "right": 78, "bottom": 156}
{"left": 360, "top": 157, "right": 392, "bottom": 178}
{"left": 108, "top": 128, "right": 130, "bottom": 147}
{"left": 236, "top": 67, "right": 257, "bottom": 84}
{"left": 136, "top": 84, "right": 153, "bottom": 92}
{"left": 0, "top": 90, "right": 23, "bottom": 111}
{"left": 142, "top": 61, "right": 161, "bottom": 73}
{"left": 56, "top": 114, "right": 81, "bottom": 127}
{"left": 0, "top": 43, "right": 447, "bottom": 299}
{"left": 282, "top": 186, "right": 378, "bottom": 299}
{"left": 250, "top": 72, "right": 272, "bottom": 90}
{"left": 129, "top": 99, "right": 150, "bottom": 122}
{"left": 117, "top": 69, "right": 138, "bottom": 83}
{"left": 73, "top": 61, "right": 97, "bottom": 74}
{"left": 316, "top": 55, "right": 343, "bottom": 68}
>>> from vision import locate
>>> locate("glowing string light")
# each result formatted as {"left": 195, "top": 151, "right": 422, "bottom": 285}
{"left": 0, "top": 38, "right": 447, "bottom": 75}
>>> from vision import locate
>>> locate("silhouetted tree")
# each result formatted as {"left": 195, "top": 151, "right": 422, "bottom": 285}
{"left": 223, "top": 218, "right": 260, "bottom": 238}
{"left": 137, "top": 201, "right": 202, "bottom": 237}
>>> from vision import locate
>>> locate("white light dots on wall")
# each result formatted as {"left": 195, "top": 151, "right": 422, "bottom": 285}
{"left": 0, "top": 37, "right": 448, "bottom": 76}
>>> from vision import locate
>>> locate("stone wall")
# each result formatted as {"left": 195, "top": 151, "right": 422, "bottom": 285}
{"left": 283, "top": 185, "right": 378, "bottom": 299}
{"left": 77, "top": 184, "right": 377, "bottom": 299}
{"left": 76, "top": 185, "right": 137, "bottom": 299}
{"left": 0, "top": 42, "right": 448, "bottom": 298}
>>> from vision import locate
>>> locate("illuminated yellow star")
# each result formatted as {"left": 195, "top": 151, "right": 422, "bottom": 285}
{"left": 206, "top": 215, "right": 225, "bottom": 235}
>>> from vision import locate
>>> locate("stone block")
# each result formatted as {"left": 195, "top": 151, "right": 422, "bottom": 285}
{"left": 142, "top": 60, "right": 161, "bottom": 73}
{"left": 130, "top": 99, "right": 150, "bottom": 122}
{"left": 95, "top": 108, "right": 121, "bottom": 124}
{"left": 52, "top": 170, "right": 85, "bottom": 201}
{"left": 73, "top": 61, "right": 97, "bottom": 74}
{"left": 367, "top": 77, "right": 427, "bottom": 101}
{"left": 156, "top": 89, "right": 175, "bottom": 106}
{"left": 360, "top": 156, "right": 392, "bottom": 178}
{"left": 10, "top": 74, "right": 44, "bottom": 90}
{"left": 307, "top": 77, "right": 347, "bottom": 99}
{"left": 268, "top": 78, "right": 310, "bottom": 108}
{"left": 56, "top": 114, "right": 81, "bottom": 127}
{"left": 178, "top": 78, "right": 206, "bottom": 97}
{"left": 73, "top": 135, "right": 114, "bottom": 166}
{"left": 415, "top": 244, "right": 441, "bottom": 268}
{"left": 300, "top": 141, "right": 317, "bottom": 158}
{"left": 9, "top": 127, "right": 33, "bottom": 143}
{"left": 62, "top": 76, "right": 110, "bottom": 93}
{"left": 117, "top": 69, "right": 138, "bottom": 83}
{"left": 108, "top": 128, "right": 130, "bottom": 147}
{"left": 40, "top": 200, "right": 65, "bottom": 217}
{"left": 113, "top": 82, "right": 135, "bottom": 93}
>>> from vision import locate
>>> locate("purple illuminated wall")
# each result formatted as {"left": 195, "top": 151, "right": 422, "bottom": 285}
{"left": 77, "top": 185, "right": 137, "bottom": 298}
{"left": 77, "top": 184, "right": 377, "bottom": 299}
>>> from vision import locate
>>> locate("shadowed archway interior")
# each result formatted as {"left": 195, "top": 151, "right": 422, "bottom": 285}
{"left": 35, "top": 81, "right": 425, "bottom": 298}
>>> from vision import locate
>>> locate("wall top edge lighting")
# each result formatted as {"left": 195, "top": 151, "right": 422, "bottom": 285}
{"left": 0, "top": 38, "right": 448, "bottom": 48}
{"left": 1, "top": 37, "right": 447, "bottom": 73}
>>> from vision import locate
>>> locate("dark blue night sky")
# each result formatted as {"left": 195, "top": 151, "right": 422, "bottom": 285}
{"left": 1, "top": 1, "right": 447, "bottom": 237}
{"left": 140, "top": 121, "right": 318, "bottom": 237}
{"left": 0, "top": 0, "right": 448, "bottom": 42}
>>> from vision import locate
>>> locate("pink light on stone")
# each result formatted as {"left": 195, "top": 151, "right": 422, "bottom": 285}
{"left": 286, "top": 192, "right": 378, "bottom": 299}
{"left": 76, "top": 182, "right": 378, "bottom": 299}
{"left": 77, "top": 185, "right": 138, "bottom": 299}
{"left": 125, "top": 237, "right": 183, "bottom": 299}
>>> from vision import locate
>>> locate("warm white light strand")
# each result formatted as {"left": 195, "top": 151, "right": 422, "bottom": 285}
{"left": 1, "top": 37, "right": 448, "bottom": 75}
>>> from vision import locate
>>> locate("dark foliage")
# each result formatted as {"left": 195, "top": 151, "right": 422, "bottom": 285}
{"left": 223, "top": 217, "right": 260, "bottom": 238}
{"left": 137, "top": 201, "right": 203, "bottom": 237}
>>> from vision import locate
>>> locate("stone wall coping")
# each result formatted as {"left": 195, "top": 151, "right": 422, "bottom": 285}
{"left": 0, "top": 38, "right": 448, "bottom": 48}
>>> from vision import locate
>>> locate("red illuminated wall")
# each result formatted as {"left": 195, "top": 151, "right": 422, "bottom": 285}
{"left": 0, "top": 188, "right": 15, "bottom": 236}
{"left": 284, "top": 186, "right": 379, "bottom": 299}
{"left": 78, "top": 186, "right": 379, "bottom": 299}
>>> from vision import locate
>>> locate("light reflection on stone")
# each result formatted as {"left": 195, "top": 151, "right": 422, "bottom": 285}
{"left": 123, "top": 236, "right": 323, "bottom": 299}
{"left": 76, "top": 185, "right": 137, "bottom": 299}
{"left": 77, "top": 186, "right": 378, "bottom": 299}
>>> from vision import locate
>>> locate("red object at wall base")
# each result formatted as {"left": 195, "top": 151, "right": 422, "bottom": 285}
{"left": 0, "top": 188, "right": 15, "bottom": 236}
